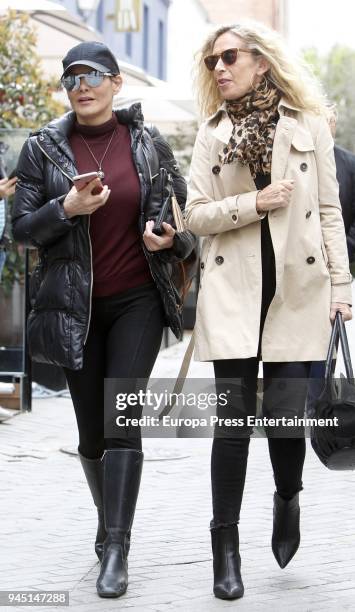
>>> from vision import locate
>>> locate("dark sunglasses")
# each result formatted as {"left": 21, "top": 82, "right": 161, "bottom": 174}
{"left": 204, "top": 47, "right": 254, "bottom": 71}
{"left": 61, "top": 71, "right": 114, "bottom": 92}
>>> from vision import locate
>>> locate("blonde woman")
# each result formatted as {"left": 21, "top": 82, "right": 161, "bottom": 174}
{"left": 186, "top": 21, "right": 352, "bottom": 600}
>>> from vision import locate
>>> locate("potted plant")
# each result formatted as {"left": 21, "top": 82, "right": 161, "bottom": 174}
{"left": 0, "top": 10, "right": 65, "bottom": 390}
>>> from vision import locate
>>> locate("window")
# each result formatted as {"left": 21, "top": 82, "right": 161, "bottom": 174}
{"left": 96, "top": 0, "right": 104, "bottom": 33}
{"left": 143, "top": 4, "right": 149, "bottom": 71}
{"left": 125, "top": 32, "right": 132, "bottom": 57}
{"left": 158, "top": 20, "right": 164, "bottom": 80}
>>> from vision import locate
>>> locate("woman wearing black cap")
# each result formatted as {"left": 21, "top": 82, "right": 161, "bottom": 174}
{"left": 12, "top": 41, "right": 195, "bottom": 598}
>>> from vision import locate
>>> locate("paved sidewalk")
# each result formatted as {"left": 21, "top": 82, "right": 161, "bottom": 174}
{"left": 1, "top": 304, "right": 355, "bottom": 612}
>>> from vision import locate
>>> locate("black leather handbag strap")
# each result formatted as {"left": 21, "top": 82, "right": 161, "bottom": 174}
{"left": 325, "top": 312, "right": 354, "bottom": 381}
{"left": 337, "top": 311, "right": 354, "bottom": 380}
{"left": 324, "top": 316, "right": 339, "bottom": 380}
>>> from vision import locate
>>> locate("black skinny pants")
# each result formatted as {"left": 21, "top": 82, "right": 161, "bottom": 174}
{"left": 64, "top": 282, "right": 165, "bottom": 459}
{"left": 212, "top": 358, "right": 311, "bottom": 526}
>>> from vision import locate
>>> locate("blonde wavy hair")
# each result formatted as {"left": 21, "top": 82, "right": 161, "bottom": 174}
{"left": 194, "top": 20, "right": 328, "bottom": 119}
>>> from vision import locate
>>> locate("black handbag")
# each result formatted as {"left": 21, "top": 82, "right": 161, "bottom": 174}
{"left": 310, "top": 311, "right": 355, "bottom": 470}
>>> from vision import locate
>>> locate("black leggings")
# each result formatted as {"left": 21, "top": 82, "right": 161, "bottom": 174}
{"left": 212, "top": 358, "right": 311, "bottom": 526}
{"left": 64, "top": 283, "right": 165, "bottom": 459}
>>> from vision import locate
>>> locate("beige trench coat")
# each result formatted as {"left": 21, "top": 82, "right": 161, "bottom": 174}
{"left": 185, "top": 98, "right": 352, "bottom": 362}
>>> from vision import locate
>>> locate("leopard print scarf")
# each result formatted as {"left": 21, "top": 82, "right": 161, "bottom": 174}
{"left": 219, "top": 80, "right": 282, "bottom": 178}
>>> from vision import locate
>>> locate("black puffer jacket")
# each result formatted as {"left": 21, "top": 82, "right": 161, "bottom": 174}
{"left": 12, "top": 103, "right": 196, "bottom": 370}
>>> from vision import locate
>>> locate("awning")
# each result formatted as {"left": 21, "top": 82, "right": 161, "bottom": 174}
{"left": 0, "top": 1, "right": 155, "bottom": 86}
{"left": 0, "top": 1, "right": 197, "bottom": 130}
{"left": 115, "top": 84, "right": 197, "bottom": 133}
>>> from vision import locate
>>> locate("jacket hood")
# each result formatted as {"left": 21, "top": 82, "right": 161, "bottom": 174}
{"left": 33, "top": 102, "right": 145, "bottom": 139}
{"left": 32, "top": 102, "right": 145, "bottom": 166}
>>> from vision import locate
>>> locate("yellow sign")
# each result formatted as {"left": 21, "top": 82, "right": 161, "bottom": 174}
{"left": 115, "top": 0, "right": 141, "bottom": 32}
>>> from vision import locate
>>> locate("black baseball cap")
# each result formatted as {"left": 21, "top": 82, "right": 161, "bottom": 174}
{"left": 61, "top": 41, "right": 120, "bottom": 77}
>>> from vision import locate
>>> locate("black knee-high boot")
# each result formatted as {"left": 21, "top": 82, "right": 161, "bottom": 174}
{"left": 78, "top": 451, "right": 107, "bottom": 562}
{"left": 96, "top": 449, "right": 143, "bottom": 598}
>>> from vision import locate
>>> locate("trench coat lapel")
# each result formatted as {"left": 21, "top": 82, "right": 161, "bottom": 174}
{"left": 208, "top": 99, "right": 299, "bottom": 182}
{"left": 211, "top": 112, "right": 233, "bottom": 145}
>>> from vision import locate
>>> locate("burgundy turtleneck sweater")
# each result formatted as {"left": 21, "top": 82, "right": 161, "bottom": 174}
{"left": 69, "top": 113, "right": 152, "bottom": 297}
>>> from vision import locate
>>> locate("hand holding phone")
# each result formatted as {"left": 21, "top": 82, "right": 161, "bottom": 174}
{"left": 73, "top": 172, "right": 104, "bottom": 195}
{"left": 63, "top": 176, "right": 111, "bottom": 218}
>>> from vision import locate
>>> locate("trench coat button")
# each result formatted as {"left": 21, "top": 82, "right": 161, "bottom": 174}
{"left": 232, "top": 214, "right": 237, "bottom": 221}
{"left": 215, "top": 256, "right": 224, "bottom": 265}
{"left": 200, "top": 262, "right": 205, "bottom": 269}
{"left": 306, "top": 256, "right": 315, "bottom": 264}
{"left": 306, "top": 210, "right": 312, "bottom": 218}
{"left": 212, "top": 165, "right": 221, "bottom": 175}
{"left": 39, "top": 134, "right": 44, "bottom": 141}
{"left": 300, "top": 162, "right": 308, "bottom": 172}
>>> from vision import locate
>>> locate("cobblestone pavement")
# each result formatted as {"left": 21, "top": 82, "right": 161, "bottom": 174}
{"left": 1, "top": 288, "right": 355, "bottom": 612}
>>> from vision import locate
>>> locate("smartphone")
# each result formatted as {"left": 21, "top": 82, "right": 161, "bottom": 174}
{"left": 153, "top": 195, "right": 172, "bottom": 235}
{"left": 72, "top": 172, "right": 103, "bottom": 194}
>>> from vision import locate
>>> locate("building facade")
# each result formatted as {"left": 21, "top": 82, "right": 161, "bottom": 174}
{"left": 198, "top": 0, "right": 288, "bottom": 33}
{"left": 57, "top": 0, "right": 171, "bottom": 80}
{"left": 166, "top": 0, "right": 210, "bottom": 89}
{"left": 166, "top": 0, "right": 288, "bottom": 95}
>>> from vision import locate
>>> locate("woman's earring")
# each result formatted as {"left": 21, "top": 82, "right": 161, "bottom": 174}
{"left": 250, "top": 74, "right": 268, "bottom": 94}
{"left": 259, "top": 75, "right": 269, "bottom": 93}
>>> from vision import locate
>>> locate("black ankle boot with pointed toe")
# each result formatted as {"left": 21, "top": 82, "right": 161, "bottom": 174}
{"left": 272, "top": 491, "right": 300, "bottom": 569}
{"left": 210, "top": 522, "right": 244, "bottom": 600}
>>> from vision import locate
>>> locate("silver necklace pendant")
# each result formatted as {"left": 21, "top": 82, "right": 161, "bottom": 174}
{"left": 79, "top": 128, "right": 117, "bottom": 183}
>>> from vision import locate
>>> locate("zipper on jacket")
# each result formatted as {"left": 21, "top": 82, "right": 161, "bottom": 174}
{"left": 131, "top": 129, "right": 152, "bottom": 255}
{"left": 37, "top": 137, "right": 93, "bottom": 347}
{"left": 132, "top": 131, "right": 165, "bottom": 288}
{"left": 130, "top": 128, "right": 182, "bottom": 318}
{"left": 83, "top": 215, "right": 93, "bottom": 346}
{"left": 36, "top": 140, "right": 73, "bottom": 182}
{"left": 142, "top": 144, "right": 159, "bottom": 185}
